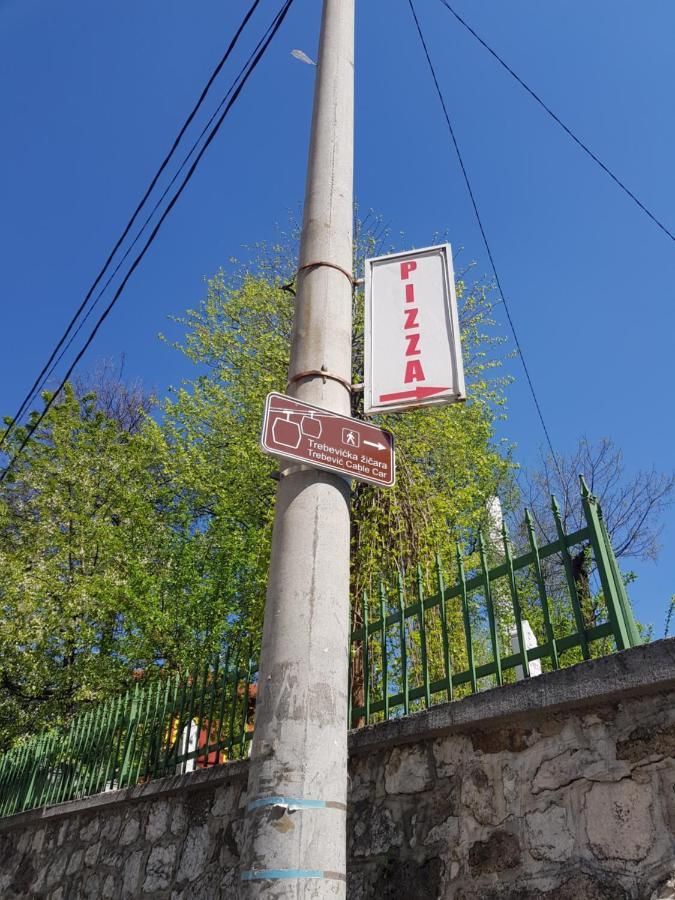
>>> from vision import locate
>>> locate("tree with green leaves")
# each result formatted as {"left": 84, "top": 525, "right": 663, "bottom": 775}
{"left": 0, "top": 384, "right": 164, "bottom": 745}
{"left": 0, "top": 375, "right": 247, "bottom": 747}
{"left": 160, "top": 223, "right": 516, "bottom": 712}
{"left": 0, "top": 221, "right": 516, "bottom": 745}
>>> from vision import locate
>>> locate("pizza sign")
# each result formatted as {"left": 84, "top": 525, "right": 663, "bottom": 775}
{"left": 364, "top": 244, "right": 466, "bottom": 414}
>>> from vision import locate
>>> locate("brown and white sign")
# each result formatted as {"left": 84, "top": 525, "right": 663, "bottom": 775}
{"left": 364, "top": 243, "right": 466, "bottom": 414}
{"left": 261, "top": 392, "right": 395, "bottom": 487}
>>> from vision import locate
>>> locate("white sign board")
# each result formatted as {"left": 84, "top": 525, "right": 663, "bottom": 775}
{"left": 364, "top": 244, "right": 465, "bottom": 414}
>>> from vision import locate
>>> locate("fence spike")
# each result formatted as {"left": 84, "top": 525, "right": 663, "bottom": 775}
{"left": 502, "top": 520, "right": 530, "bottom": 678}
{"left": 525, "top": 506, "right": 559, "bottom": 669}
{"left": 363, "top": 590, "right": 371, "bottom": 725}
{"left": 551, "top": 493, "right": 590, "bottom": 659}
{"left": 379, "top": 581, "right": 389, "bottom": 721}
{"left": 435, "top": 553, "right": 453, "bottom": 702}
{"left": 456, "top": 542, "right": 477, "bottom": 693}
{"left": 417, "top": 565, "right": 431, "bottom": 708}
{"left": 478, "top": 526, "right": 502, "bottom": 686}
{"left": 397, "top": 572, "right": 409, "bottom": 715}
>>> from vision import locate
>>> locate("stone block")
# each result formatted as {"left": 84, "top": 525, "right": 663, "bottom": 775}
{"left": 16, "top": 829, "right": 32, "bottom": 855}
{"left": 211, "top": 786, "right": 235, "bottom": 817}
{"left": 143, "top": 843, "right": 177, "bottom": 892}
{"left": 171, "top": 801, "right": 188, "bottom": 835}
{"left": 384, "top": 745, "right": 432, "bottom": 795}
{"left": 351, "top": 804, "right": 403, "bottom": 858}
{"left": 100, "top": 844, "right": 124, "bottom": 869}
{"left": 423, "top": 814, "right": 459, "bottom": 848}
{"left": 349, "top": 752, "right": 383, "bottom": 801}
{"left": 585, "top": 778, "right": 653, "bottom": 861}
{"left": 56, "top": 820, "right": 69, "bottom": 847}
{"left": 185, "top": 791, "right": 210, "bottom": 826}
{"left": 45, "top": 852, "right": 67, "bottom": 888}
{"left": 433, "top": 734, "right": 471, "bottom": 777}
{"left": 471, "top": 725, "right": 535, "bottom": 754}
{"left": 119, "top": 814, "right": 140, "bottom": 846}
{"left": 122, "top": 849, "right": 145, "bottom": 898}
{"left": 346, "top": 869, "right": 369, "bottom": 900}
{"left": 525, "top": 805, "right": 574, "bottom": 861}
{"left": 31, "top": 827, "right": 46, "bottom": 854}
{"left": 468, "top": 829, "right": 521, "bottom": 874}
{"left": 546, "top": 872, "right": 630, "bottom": 899}
{"left": 79, "top": 816, "right": 100, "bottom": 842}
{"left": 101, "top": 873, "right": 118, "bottom": 899}
{"left": 460, "top": 764, "right": 499, "bottom": 826}
{"left": 146, "top": 800, "right": 170, "bottom": 841}
{"left": 66, "top": 848, "right": 84, "bottom": 876}
{"left": 100, "top": 812, "right": 121, "bottom": 843}
{"left": 177, "top": 823, "right": 210, "bottom": 883}
{"left": 533, "top": 747, "right": 605, "bottom": 793}
{"left": 82, "top": 872, "right": 100, "bottom": 899}
{"left": 84, "top": 840, "right": 100, "bottom": 867}
{"left": 617, "top": 723, "right": 675, "bottom": 764}
{"left": 171, "top": 869, "right": 221, "bottom": 899}
{"left": 372, "top": 857, "right": 442, "bottom": 899}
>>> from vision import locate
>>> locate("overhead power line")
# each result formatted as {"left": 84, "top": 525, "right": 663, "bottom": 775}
{"left": 20, "top": 1, "right": 289, "bottom": 425}
{"left": 0, "top": 0, "right": 296, "bottom": 485}
{"left": 0, "top": 0, "right": 263, "bottom": 452}
{"left": 407, "top": 0, "right": 564, "bottom": 481}
{"left": 437, "top": 0, "right": 675, "bottom": 245}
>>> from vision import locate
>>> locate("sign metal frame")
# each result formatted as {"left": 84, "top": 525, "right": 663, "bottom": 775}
{"left": 364, "top": 243, "right": 466, "bottom": 415}
{"left": 261, "top": 391, "right": 395, "bottom": 487}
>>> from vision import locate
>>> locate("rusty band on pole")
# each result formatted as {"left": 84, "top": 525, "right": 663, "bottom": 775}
{"left": 297, "top": 259, "right": 356, "bottom": 286}
{"left": 287, "top": 369, "right": 353, "bottom": 392}
{"left": 282, "top": 260, "right": 357, "bottom": 295}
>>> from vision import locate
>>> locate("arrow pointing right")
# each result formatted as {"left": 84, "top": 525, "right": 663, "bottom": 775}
{"left": 363, "top": 439, "right": 386, "bottom": 450}
{"left": 378, "top": 385, "right": 450, "bottom": 404}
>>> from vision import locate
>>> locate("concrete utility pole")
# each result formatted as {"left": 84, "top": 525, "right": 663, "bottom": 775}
{"left": 241, "top": 0, "right": 354, "bottom": 896}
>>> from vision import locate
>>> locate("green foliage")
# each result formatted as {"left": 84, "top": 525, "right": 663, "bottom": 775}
{"left": 162, "top": 225, "right": 515, "bottom": 624}
{"left": 0, "top": 387, "right": 165, "bottom": 745}
{"left": 0, "top": 384, "right": 262, "bottom": 748}
{"left": 0, "top": 219, "right": 516, "bottom": 745}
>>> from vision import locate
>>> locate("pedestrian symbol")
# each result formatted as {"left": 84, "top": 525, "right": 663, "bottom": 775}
{"left": 342, "top": 427, "right": 360, "bottom": 448}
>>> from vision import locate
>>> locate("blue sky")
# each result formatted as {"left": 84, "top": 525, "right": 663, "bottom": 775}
{"left": 1, "top": 0, "right": 674, "bottom": 633}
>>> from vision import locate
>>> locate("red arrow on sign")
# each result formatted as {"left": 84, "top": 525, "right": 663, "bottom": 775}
{"left": 378, "top": 385, "right": 450, "bottom": 404}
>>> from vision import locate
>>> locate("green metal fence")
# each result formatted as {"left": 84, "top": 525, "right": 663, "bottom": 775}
{"left": 348, "top": 477, "right": 642, "bottom": 726}
{"left": 0, "top": 645, "right": 256, "bottom": 819}
{"left": 0, "top": 478, "right": 641, "bottom": 818}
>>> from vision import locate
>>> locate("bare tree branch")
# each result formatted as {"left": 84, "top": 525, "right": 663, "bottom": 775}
{"left": 519, "top": 436, "right": 674, "bottom": 563}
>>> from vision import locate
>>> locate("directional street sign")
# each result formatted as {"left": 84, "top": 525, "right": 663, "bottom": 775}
{"left": 364, "top": 243, "right": 466, "bottom": 414}
{"left": 261, "top": 392, "right": 395, "bottom": 487}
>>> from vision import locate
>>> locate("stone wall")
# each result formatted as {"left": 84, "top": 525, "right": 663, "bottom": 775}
{"left": 0, "top": 762, "right": 249, "bottom": 900}
{"left": 348, "top": 682, "right": 675, "bottom": 898}
{"left": 1, "top": 640, "right": 674, "bottom": 898}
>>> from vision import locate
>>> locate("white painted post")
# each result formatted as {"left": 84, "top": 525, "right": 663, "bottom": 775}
{"left": 175, "top": 722, "right": 198, "bottom": 775}
{"left": 511, "top": 621, "right": 542, "bottom": 680}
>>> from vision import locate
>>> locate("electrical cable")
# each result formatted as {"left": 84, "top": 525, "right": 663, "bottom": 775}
{"left": 437, "top": 0, "right": 675, "bottom": 245}
{"left": 407, "top": 0, "right": 565, "bottom": 482}
{"left": 23, "top": 3, "right": 288, "bottom": 417}
{"left": 0, "top": 0, "right": 262, "bottom": 451}
{"left": 0, "top": 0, "right": 296, "bottom": 485}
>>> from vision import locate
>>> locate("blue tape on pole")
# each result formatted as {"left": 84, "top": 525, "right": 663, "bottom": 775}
{"left": 241, "top": 869, "right": 324, "bottom": 880}
{"left": 247, "top": 795, "right": 327, "bottom": 811}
